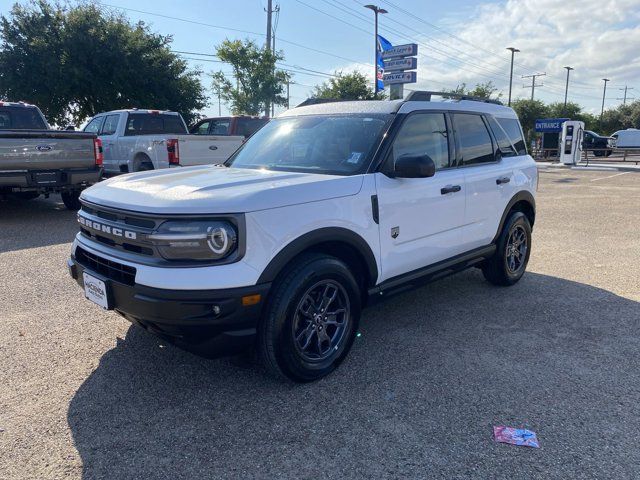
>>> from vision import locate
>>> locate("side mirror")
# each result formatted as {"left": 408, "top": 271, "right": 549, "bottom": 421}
{"left": 65, "top": 125, "right": 76, "bottom": 131}
{"left": 393, "top": 154, "right": 436, "bottom": 178}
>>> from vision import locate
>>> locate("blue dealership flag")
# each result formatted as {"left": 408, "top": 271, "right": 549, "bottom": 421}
{"left": 377, "top": 34, "right": 393, "bottom": 90}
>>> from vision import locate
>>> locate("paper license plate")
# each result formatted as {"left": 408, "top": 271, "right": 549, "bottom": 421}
{"left": 83, "top": 272, "right": 110, "bottom": 309}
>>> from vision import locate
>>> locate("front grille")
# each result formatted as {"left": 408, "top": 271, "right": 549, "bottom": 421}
{"left": 76, "top": 247, "right": 136, "bottom": 286}
{"left": 78, "top": 203, "right": 158, "bottom": 257}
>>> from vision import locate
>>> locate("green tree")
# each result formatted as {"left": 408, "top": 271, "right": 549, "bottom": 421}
{"left": 313, "top": 71, "right": 381, "bottom": 100}
{"left": 211, "top": 39, "right": 289, "bottom": 116}
{"left": 0, "top": 1, "right": 206, "bottom": 126}
{"left": 444, "top": 81, "right": 502, "bottom": 101}
{"left": 510, "top": 99, "right": 548, "bottom": 144}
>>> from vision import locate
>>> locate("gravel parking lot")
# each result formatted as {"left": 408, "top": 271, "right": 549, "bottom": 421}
{"left": 1, "top": 167, "right": 639, "bottom": 479}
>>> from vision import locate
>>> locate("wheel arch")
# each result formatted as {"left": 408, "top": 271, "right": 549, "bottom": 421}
{"left": 493, "top": 190, "right": 536, "bottom": 243}
{"left": 132, "top": 152, "right": 153, "bottom": 171}
{"left": 256, "top": 227, "right": 379, "bottom": 293}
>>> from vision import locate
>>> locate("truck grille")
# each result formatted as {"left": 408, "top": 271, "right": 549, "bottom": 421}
{"left": 75, "top": 247, "right": 136, "bottom": 286}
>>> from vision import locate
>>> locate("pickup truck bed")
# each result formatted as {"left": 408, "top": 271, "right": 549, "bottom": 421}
{"left": 0, "top": 103, "right": 102, "bottom": 210}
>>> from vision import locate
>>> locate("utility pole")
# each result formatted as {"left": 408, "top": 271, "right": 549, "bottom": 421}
{"left": 216, "top": 86, "right": 221, "bottom": 116}
{"left": 506, "top": 47, "right": 519, "bottom": 106}
{"left": 271, "top": 33, "right": 276, "bottom": 118}
{"left": 364, "top": 5, "right": 388, "bottom": 96}
{"left": 600, "top": 78, "right": 610, "bottom": 127}
{"left": 563, "top": 66, "right": 573, "bottom": 114}
{"left": 265, "top": 0, "right": 274, "bottom": 118}
{"left": 522, "top": 72, "right": 546, "bottom": 100}
{"left": 618, "top": 86, "right": 634, "bottom": 105}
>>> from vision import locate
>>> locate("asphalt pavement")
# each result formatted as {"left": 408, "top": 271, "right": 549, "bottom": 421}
{"left": 1, "top": 167, "right": 639, "bottom": 479}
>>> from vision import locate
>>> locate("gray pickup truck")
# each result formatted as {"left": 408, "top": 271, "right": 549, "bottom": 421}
{"left": 0, "top": 101, "right": 102, "bottom": 210}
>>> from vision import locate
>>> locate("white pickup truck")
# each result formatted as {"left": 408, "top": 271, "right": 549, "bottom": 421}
{"left": 83, "top": 109, "right": 244, "bottom": 174}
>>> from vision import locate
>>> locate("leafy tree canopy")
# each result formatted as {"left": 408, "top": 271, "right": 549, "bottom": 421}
{"left": 211, "top": 39, "right": 289, "bottom": 116}
{"left": 313, "top": 71, "right": 382, "bottom": 101}
{"left": 0, "top": 0, "right": 206, "bottom": 126}
{"left": 445, "top": 81, "right": 503, "bottom": 101}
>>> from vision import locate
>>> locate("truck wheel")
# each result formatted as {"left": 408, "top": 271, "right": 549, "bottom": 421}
{"left": 61, "top": 191, "right": 82, "bottom": 210}
{"left": 482, "top": 212, "right": 532, "bottom": 286}
{"left": 137, "top": 162, "right": 153, "bottom": 171}
{"left": 258, "top": 253, "right": 361, "bottom": 382}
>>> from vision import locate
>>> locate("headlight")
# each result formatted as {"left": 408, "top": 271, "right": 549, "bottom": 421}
{"left": 149, "top": 220, "right": 237, "bottom": 261}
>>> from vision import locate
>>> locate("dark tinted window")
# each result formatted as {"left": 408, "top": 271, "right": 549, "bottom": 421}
{"left": 84, "top": 116, "right": 104, "bottom": 134}
{"left": 0, "top": 107, "right": 47, "bottom": 130}
{"left": 124, "top": 113, "right": 186, "bottom": 136}
{"left": 487, "top": 116, "right": 517, "bottom": 157}
{"left": 101, "top": 114, "right": 119, "bottom": 135}
{"left": 391, "top": 113, "right": 450, "bottom": 170}
{"left": 210, "top": 119, "right": 230, "bottom": 135}
{"left": 453, "top": 114, "right": 494, "bottom": 165}
{"left": 497, "top": 117, "right": 527, "bottom": 155}
{"left": 236, "top": 118, "right": 268, "bottom": 137}
{"left": 192, "top": 121, "right": 211, "bottom": 135}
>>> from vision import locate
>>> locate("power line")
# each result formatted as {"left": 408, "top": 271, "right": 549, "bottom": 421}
{"left": 96, "top": 2, "right": 372, "bottom": 69}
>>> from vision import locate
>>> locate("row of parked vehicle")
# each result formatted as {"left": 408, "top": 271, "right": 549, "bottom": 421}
{"left": 0, "top": 101, "right": 267, "bottom": 209}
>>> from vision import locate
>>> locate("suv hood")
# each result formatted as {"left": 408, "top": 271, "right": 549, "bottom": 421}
{"left": 81, "top": 165, "right": 365, "bottom": 214}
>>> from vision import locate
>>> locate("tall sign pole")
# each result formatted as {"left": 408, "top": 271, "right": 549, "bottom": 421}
{"left": 364, "top": 5, "right": 387, "bottom": 95}
{"left": 265, "top": 0, "right": 272, "bottom": 118}
{"left": 563, "top": 66, "right": 573, "bottom": 114}
{"left": 506, "top": 47, "right": 519, "bottom": 106}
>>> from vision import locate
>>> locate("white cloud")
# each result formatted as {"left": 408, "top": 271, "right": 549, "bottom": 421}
{"left": 358, "top": 0, "right": 640, "bottom": 110}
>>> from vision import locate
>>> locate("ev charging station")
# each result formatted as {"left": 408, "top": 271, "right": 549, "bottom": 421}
{"left": 559, "top": 120, "right": 585, "bottom": 165}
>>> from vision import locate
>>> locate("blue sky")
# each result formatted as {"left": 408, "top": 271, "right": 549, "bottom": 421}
{"left": 1, "top": 0, "right": 639, "bottom": 118}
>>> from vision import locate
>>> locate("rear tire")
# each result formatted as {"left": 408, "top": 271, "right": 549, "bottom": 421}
{"left": 257, "top": 253, "right": 361, "bottom": 382}
{"left": 61, "top": 191, "right": 82, "bottom": 210}
{"left": 482, "top": 212, "right": 532, "bottom": 286}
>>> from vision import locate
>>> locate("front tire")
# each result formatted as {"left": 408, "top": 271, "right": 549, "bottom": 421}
{"left": 258, "top": 253, "right": 361, "bottom": 382}
{"left": 61, "top": 190, "right": 82, "bottom": 210}
{"left": 482, "top": 212, "right": 532, "bottom": 286}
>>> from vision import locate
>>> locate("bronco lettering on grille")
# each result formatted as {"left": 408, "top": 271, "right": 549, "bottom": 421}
{"left": 78, "top": 215, "right": 138, "bottom": 240}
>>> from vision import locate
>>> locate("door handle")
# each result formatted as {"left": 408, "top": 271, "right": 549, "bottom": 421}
{"left": 496, "top": 176, "right": 511, "bottom": 185}
{"left": 440, "top": 185, "right": 461, "bottom": 195}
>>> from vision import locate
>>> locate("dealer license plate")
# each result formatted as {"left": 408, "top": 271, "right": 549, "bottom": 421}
{"left": 83, "top": 272, "right": 110, "bottom": 309}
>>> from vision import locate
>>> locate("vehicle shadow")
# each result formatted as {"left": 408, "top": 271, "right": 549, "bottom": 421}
{"left": 67, "top": 271, "right": 640, "bottom": 479}
{"left": 0, "top": 195, "right": 77, "bottom": 253}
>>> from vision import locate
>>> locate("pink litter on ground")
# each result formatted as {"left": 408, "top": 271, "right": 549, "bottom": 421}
{"left": 493, "top": 426, "right": 540, "bottom": 448}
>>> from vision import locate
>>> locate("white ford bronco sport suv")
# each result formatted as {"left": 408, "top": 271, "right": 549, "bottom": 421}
{"left": 68, "top": 91, "right": 537, "bottom": 382}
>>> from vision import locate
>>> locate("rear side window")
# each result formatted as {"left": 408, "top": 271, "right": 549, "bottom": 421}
{"left": 453, "top": 114, "right": 495, "bottom": 165}
{"left": 236, "top": 118, "right": 268, "bottom": 138}
{"left": 0, "top": 107, "right": 47, "bottom": 130}
{"left": 487, "top": 116, "right": 517, "bottom": 157}
{"left": 391, "top": 113, "right": 450, "bottom": 170}
{"left": 497, "top": 117, "right": 527, "bottom": 155}
{"left": 124, "top": 113, "right": 187, "bottom": 136}
{"left": 101, "top": 114, "right": 120, "bottom": 135}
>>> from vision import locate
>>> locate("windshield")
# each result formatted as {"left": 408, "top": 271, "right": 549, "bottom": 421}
{"left": 226, "top": 114, "right": 391, "bottom": 175}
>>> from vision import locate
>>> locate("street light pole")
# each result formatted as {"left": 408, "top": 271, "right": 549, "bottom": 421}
{"left": 506, "top": 47, "right": 519, "bottom": 106}
{"left": 563, "top": 66, "right": 573, "bottom": 113}
{"left": 364, "top": 5, "right": 388, "bottom": 96}
{"left": 600, "top": 78, "right": 610, "bottom": 127}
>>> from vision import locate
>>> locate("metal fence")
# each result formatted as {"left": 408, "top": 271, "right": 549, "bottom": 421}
{"left": 534, "top": 148, "right": 640, "bottom": 166}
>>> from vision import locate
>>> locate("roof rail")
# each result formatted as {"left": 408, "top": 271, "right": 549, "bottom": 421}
{"left": 405, "top": 90, "right": 503, "bottom": 105}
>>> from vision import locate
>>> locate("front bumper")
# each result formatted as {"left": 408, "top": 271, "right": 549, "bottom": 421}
{"left": 68, "top": 254, "right": 270, "bottom": 358}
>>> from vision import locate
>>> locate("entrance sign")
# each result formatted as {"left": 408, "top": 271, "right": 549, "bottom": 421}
{"left": 535, "top": 118, "right": 569, "bottom": 133}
